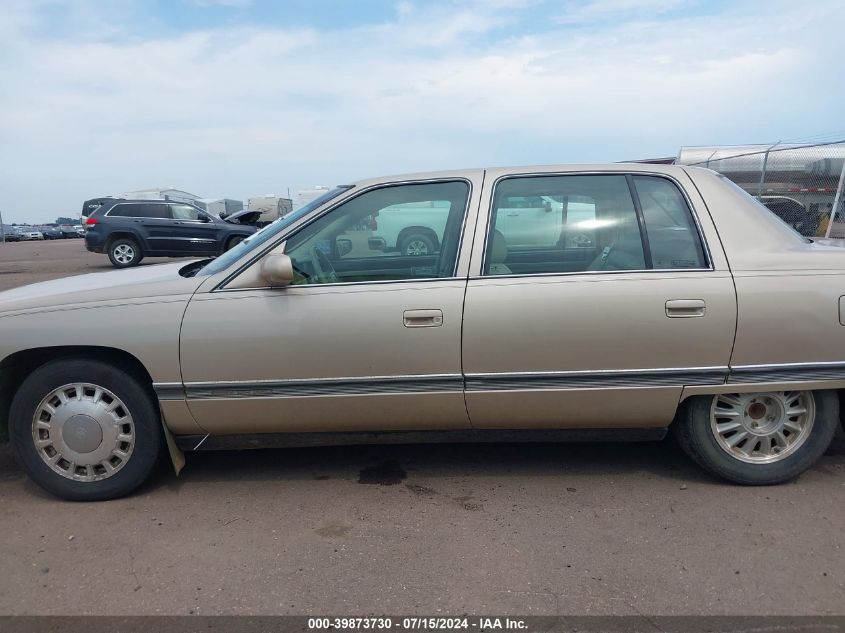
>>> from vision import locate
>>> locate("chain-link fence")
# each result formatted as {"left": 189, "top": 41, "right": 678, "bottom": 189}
{"left": 678, "top": 141, "right": 845, "bottom": 238}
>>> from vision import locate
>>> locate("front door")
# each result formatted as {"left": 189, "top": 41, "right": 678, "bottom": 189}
{"left": 179, "top": 176, "right": 482, "bottom": 434}
{"left": 462, "top": 169, "right": 737, "bottom": 429}
{"left": 164, "top": 204, "right": 222, "bottom": 254}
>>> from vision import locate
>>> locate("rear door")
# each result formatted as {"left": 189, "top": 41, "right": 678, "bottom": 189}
{"left": 106, "top": 202, "right": 173, "bottom": 253}
{"left": 462, "top": 168, "right": 737, "bottom": 429}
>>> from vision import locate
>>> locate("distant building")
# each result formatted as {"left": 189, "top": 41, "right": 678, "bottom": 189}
{"left": 121, "top": 187, "right": 201, "bottom": 203}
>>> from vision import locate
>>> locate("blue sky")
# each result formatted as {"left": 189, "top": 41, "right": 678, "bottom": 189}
{"left": 1, "top": 0, "right": 844, "bottom": 222}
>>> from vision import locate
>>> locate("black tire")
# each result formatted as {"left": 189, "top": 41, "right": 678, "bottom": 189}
{"left": 107, "top": 238, "right": 143, "bottom": 268}
{"left": 673, "top": 390, "right": 839, "bottom": 485}
{"left": 398, "top": 232, "right": 436, "bottom": 256}
{"left": 225, "top": 235, "right": 246, "bottom": 251}
{"left": 9, "top": 359, "right": 164, "bottom": 501}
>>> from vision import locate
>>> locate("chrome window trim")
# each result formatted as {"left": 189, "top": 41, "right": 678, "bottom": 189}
{"left": 154, "top": 363, "right": 845, "bottom": 402}
{"left": 467, "top": 366, "right": 727, "bottom": 377}
{"left": 213, "top": 177, "right": 475, "bottom": 292}
{"left": 728, "top": 361, "right": 845, "bottom": 383}
{"left": 160, "top": 374, "right": 466, "bottom": 400}
{"left": 465, "top": 367, "right": 727, "bottom": 391}
{"left": 479, "top": 170, "right": 715, "bottom": 277}
{"left": 468, "top": 267, "right": 716, "bottom": 282}
{"left": 732, "top": 360, "right": 845, "bottom": 370}
{"left": 211, "top": 276, "right": 466, "bottom": 294}
{"left": 154, "top": 367, "right": 728, "bottom": 401}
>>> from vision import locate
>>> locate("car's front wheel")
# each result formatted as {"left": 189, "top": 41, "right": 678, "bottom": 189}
{"left": 9, "top": 359, "right": 164, "bottom": 501}
{"left": 225, "top": 235, "right": 246, "bottom": 251}
{"left": 108, "top": 238, "right": 143, "bottom": 268}
{"left": 674, "top": 390, "right": 839, "bottom": 485}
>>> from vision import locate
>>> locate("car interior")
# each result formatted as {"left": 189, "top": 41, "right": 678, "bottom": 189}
{"left": 283, "top": 181, "right": 470, "bottom": 284}
{"left": 484, "top": 174, "right": 705, "bottom": 275}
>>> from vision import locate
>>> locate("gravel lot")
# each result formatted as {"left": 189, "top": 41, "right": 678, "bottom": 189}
{"left": 0, "top": 239, "right": 844, "bottom": 616}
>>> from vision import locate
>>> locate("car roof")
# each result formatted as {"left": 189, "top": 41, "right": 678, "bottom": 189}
{"left": 348, "top": 162, "right": 691, "bottom": 188}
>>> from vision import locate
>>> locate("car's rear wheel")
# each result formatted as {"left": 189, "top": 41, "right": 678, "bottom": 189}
{"left": 108, "top": 238, "right": 143, "bottom": 268}
{"left": 9, "top": 359, "right": 164, "bottom": 501}
{"left": 674, "top": 390, "right": 838, "bottom": 485}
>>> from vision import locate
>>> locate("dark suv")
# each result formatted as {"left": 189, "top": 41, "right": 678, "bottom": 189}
{"left": 84, "top": 199, "right": 257, "bottom": 268}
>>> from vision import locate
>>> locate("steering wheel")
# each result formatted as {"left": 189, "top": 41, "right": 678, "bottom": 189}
{"left": 311, "top": 247, "right": 339, "bottom": 284}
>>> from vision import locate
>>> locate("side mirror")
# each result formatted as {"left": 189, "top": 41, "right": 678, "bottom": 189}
{"left": 260, "top": 253, "right": 294, "bottom": 287}
{"left": 336, "top": 238, "right": 353, "bottom": 257}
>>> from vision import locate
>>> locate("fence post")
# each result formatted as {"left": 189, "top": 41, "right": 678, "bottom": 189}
{"left": 825, "top": 157, "right": 845, "bottom": 238}
{"left": 757, "top": 142, "right": 779, "bottom": 200}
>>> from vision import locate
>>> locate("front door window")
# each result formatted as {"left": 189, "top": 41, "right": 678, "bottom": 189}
{"left": 283, "top": 181, "right": 470, "bottom": 284}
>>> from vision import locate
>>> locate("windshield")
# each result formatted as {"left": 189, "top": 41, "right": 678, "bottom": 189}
{"left": 196, "top": 185, "right": 354, "bottom": 277}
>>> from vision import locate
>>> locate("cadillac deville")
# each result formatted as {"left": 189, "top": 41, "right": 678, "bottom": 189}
{"left": 1, "top": 164, "right": 844, "bottom": 500}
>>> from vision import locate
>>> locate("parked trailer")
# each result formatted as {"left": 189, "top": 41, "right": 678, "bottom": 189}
{"left": 247, "top": 195, "right": 293, "bottom": 224}
{"left": 196, "top": 198, "right": 244, "bottom": 219}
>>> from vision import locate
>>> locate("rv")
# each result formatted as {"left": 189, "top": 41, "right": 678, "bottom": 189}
{"left": 247, "top": 195, "right": 293, "bottom": 224}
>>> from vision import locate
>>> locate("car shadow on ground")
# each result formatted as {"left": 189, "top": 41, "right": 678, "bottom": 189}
{"left": 140, "top": 432, "right": 837, "bottom": 493}
{"left": 3, "top": 429, "right": 843, "bottom": 500}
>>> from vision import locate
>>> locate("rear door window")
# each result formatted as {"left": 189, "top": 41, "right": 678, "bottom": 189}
{"left": 109, "top": 203, "right": 171, "bottom": 219}
{"left": 485, "top": 174, "right": 645, "bottom": 275}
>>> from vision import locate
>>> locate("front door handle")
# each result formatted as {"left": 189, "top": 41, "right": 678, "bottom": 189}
{"left": 403, "top": 309, "right": 443, "bottom": 328}
{"left": 666, "top": 299, "right": 706, "bottom": 318}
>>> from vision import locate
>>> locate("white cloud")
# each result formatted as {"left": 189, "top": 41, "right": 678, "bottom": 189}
{"left": 0, "top": 0, "right": 843, "bottom": 221}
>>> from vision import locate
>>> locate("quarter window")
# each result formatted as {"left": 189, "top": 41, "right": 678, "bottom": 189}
{"left": 284, "top": 181, "right": 469, "bottom": 285}
{"left": 633, "top": 176, "right": 706, "bottom": 269}
{"left": 484, "top": 174, "right": 645, "bottom": 276}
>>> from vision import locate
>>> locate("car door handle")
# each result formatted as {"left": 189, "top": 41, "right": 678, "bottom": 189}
{"left": 666, "top": 299, "right": 706, "bottom": 318}
{"left": 403, "top": 309, "right": 443, "bottom": 327}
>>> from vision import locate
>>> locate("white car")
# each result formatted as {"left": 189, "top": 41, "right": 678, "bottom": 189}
{"left": 20, "top": 230, "right": 44, "bottom": 241}
{"left": 368, "top": 202, "right": 450, "bottom": 255}
{"left": 368, "top": 196, "right": 598, "bottom": 256}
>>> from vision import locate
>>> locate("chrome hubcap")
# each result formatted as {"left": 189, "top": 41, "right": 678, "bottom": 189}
{"left": 32, "top": 383, "right": 135, "bottom": 482}
{"left": 405, "top": 239, "right": 429, "bottom": 256}
{"left": 710, "top": 391, "right": 814, "bottom": 464}
{"left": 113, "top": 244, "right": 135, "bottom": 264}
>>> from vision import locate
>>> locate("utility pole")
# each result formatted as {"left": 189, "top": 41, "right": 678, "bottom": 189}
{"left": 0, "top": 207, "right": 5, "bottom": 243}
{"left": 825, "top": 158, "right": 845, "bottom": 239}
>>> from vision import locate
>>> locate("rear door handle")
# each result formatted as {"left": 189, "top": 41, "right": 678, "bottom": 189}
{"left": 403, "top": 309, "right": 443, "bottom": 328}
{"left": 666, "top": 299, "right": 706, "bottom": 318}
